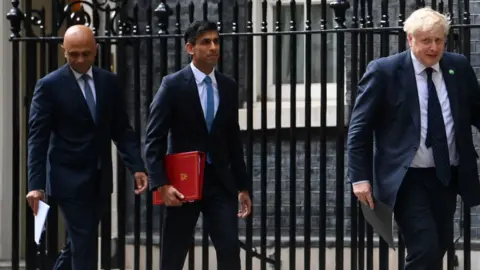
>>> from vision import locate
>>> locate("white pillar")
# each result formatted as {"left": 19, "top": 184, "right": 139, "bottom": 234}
{"left": 252, "top": 0, "right": 262, "bottom": 102}
{"left": 0, "top": 0, "right": 14, "bottom": 262}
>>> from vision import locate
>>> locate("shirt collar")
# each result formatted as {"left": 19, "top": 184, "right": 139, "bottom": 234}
{"left": 70, "top": 66, "right": 93, "bottom": 80}
{"left": 410, "top": 50, "right": 440, "bottom": 75}
{"left": 190, "top": 62, "right": 216, "bottom": 86}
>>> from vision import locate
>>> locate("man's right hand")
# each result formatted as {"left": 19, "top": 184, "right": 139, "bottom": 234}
{"left": 352, "top": 182, "right": 375, "bottom": 209}
{"left": 159, "top": 185, "right": 184, "bottom": 207}
{"left": 26, "top": 190, "right": 44, "bottom": 215}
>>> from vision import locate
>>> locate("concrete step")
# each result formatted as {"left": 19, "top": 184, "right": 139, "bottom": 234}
{"left": 0, "top": 260, "right": 25, "bottom": 270}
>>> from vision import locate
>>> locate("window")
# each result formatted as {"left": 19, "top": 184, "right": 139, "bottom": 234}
{"left": 250, "top": 0, "right": 339, "bottom": 101}
{"left": 242, "top": 0, "right": 346, "bottom": 130}
{"left": 272, "top": 3, "right": 336, "bottom": 85}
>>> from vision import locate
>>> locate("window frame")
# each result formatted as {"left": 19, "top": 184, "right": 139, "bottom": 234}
{"left": 242, "top": 0, "right": 348, "bottom": 130}
{"left": 252, "top": 0, "right": 345, "bottom": 102}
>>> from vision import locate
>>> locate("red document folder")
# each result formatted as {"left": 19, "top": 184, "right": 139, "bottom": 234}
{"left": 152, "top": 151, "right": 206, "bottom": 205}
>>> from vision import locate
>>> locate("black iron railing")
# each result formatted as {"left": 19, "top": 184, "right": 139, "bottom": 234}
{"left": 5, "top": 0, "right": 480, "bottom": 270}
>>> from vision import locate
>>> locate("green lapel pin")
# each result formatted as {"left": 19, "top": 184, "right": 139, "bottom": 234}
{"left": 449, "top": 69, "right": 455, "bottom": 75}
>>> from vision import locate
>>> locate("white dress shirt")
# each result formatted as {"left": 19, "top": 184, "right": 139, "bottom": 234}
{"left": 352, "top": 52, "right": 458, "bottom": 186}
{"left": 190, "top": 62, "right": 219, "bottom": 118}
{"left": 70, "top": 66, "right": 97, "bottom": 103}
{"left": 410, "top": 51, "right": 458, "bottom": 167}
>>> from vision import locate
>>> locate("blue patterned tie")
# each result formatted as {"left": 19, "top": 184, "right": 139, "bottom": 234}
{"left": 204, "top": 76, "right": 214, "bottom": 163}
{"left": 424, "top": 67, "right": 451, "bottom": 185}
{"left": 81, "top": 74, "right": 96, "bottom": 123}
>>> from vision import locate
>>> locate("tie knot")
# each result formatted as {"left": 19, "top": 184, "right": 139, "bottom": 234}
{"left": 203, "top": 76, "right": 212, "bottom": 84}
{"left": 425, "top": 67, "right": 434, "bottom": 79}
{"left": 81, "top": 74, "right": 90, "bottom": 81}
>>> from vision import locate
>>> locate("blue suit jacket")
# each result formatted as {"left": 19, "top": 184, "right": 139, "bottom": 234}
{"left": 27, "top": 64, "right": 145, "bottom": 198}
{"left": 347, "top": 50, "right": 480, "bottom": 208}
{"left": 144, "top": 65, "right": 249, "bottom": 196}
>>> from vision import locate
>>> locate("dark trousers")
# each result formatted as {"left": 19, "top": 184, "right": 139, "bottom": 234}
{"left": 52, "top": 171, "right": 106, "bottom": 270}
{"left": 394, "top": 167, "right": 457, "bottom": 270}
{"left": 160, "top": 164, "right": 240, "bottom": 270}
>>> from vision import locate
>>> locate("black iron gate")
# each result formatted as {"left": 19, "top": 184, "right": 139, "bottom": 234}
{"left": 5, "top": 0, "right": 480, "bottom": 269}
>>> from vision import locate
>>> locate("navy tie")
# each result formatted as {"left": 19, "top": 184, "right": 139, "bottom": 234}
{"left": 204, "top": 76, "right": 215, "bottom": 163}
{"left": 81, "top": 74, "right": 96, "bottom": 123}
{"left": 424, "top": 67, "right": 451, "bottom": 185}
{"left": 81, "top": 74, "right": 101, "bottom": 168}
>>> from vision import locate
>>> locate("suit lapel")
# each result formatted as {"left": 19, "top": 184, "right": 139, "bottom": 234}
{"left": 211, "top": 70, "right": 226, "bottom": 131}
{"left": 439, "top": 56, "right": 459, "bottom": 126}
{"left": 92, "top": 67, "right": 103, "bottom": 124}
{"left": 184, "top": 66, "right": 208, "bottom": 133}
{"left": 399, "top": 51, "right": 421, "bottom": 132}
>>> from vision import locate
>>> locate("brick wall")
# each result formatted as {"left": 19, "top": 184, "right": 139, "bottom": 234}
{"left": 235, "top": 133, "right": 350, "bottom": 239}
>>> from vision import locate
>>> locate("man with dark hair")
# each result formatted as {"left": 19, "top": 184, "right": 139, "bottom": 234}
{"left": 144, "top": 20, "right": 252, "bottom": 270}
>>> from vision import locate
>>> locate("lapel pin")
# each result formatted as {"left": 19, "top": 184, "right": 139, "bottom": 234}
{"left": 449, "top": 69, "right": 455, "bottom": 75}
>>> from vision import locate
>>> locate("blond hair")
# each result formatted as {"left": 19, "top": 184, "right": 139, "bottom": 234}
{"left": 403, "top": 7, "right": 450, "bottom": 36}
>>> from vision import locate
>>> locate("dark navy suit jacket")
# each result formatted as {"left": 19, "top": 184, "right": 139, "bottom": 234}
{"left": 347, "top": 50, "right": 480, "bottom": 208}
{"left": 144, "top": 65, "right": 249, "bottom": 196}
{"left": 28, "top": 64, "right": 145, "bottom": 198}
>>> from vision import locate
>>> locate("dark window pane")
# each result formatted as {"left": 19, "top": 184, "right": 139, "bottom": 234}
{"left": 272, "top": 4, "right": 336, "bottom": 84}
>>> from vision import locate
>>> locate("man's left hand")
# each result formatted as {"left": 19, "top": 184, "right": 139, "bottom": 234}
{"left": 238, "top": 191, "right": 252, "bottom": 218}
{"left": 134, "top": 172, "right": 148, "bottom": 194}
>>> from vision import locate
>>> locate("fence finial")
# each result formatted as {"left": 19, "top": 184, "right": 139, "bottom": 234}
{"left": 155, "top": 1, "right": 173, "bottom": 34}
{"left": 330, "top": 0, "right": 350, "bottom": 29}
{"left": 6, "top": 0, "right": 24, "bottom": 38}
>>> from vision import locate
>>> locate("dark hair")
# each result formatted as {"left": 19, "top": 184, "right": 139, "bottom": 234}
{"left": 184, "top": 20, "right": 218, "bottom": 45}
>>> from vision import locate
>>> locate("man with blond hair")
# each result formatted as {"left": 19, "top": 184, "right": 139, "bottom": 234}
{"left": 347, "top": 7, "right": 480, "bottom": 269}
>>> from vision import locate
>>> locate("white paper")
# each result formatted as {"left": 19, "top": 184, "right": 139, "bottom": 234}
{"left": 34, "top": 200, "right": 50, "bottom": 245}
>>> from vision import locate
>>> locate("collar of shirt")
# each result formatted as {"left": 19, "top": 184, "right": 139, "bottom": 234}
{"left": 410, "top": 50, "right": 440, "bottom": 75}
{"left": 190, "top": 62, "right": 217, "bottom": 87}
{"left": 70, "top": 66, "right": 94, "bottom": 80}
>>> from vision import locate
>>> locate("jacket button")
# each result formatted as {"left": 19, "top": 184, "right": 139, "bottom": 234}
{"left": 413, "top": 147, "right": 418, "bottom": 151}
{"left": 404, "top": 166, "right": 408, "bottom": 170}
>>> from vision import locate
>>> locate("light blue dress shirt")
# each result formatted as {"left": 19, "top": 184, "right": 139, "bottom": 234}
{"left": 190, "top": 62, "right": 219, "bottom": 118}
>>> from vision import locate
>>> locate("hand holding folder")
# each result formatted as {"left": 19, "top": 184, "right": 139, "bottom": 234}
{"left": 153, "top": 151, "right": 206, "bottom": 205}
{"left": 360, "top": 198, "right": 395, "bottom": 249}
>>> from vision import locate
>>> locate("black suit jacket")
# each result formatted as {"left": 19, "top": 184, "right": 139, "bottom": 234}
{"left": 27, "top": 64, "right": 145, "bottom": 198}
{"left": 347, "top": 50, "right": 480, "bottom": 208}
{"left": 144, "top": 65, "right": 249, "bottom": 196}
